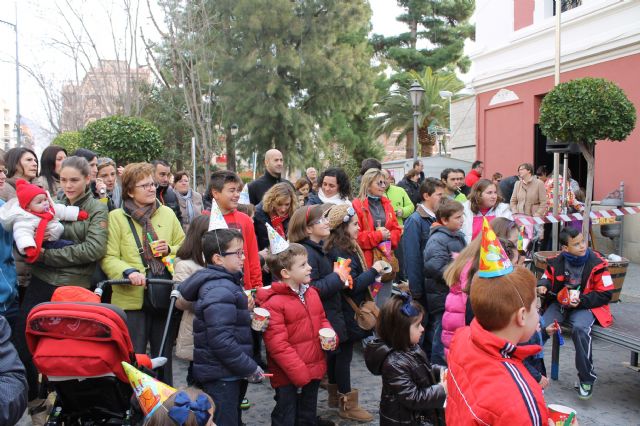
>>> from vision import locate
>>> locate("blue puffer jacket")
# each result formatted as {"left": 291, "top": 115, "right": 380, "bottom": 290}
{"left": 0, "top": 200, "right": 17, "bottom": 312}
{"left": 178, "top": 265, "right": 257, "bottom": 383}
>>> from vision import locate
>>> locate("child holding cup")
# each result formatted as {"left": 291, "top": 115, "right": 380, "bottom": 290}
{"left": 255, "top": 228, "right": 336, "bottom": 426}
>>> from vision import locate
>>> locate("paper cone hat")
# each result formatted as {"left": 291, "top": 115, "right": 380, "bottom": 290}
{"left": 208, "top": 198, "right": 229, "bottom": 231}
{"left": 239, "top": 185, "right": 250, "bottom": 204}
{"left": 478, "top": 217, "right": 514, "bottom": 278}
{"left": 377, "top": 240, "right": 392, "bottom": 260}
{"left": 266, "top": 222, "right": 289, "bottom": 254}
{"left": 122, "top": 361, "right": 176, "bottom": 418}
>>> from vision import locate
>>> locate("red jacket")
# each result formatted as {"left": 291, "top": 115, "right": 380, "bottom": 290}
{"left": 465, "top": 169, "right": 481, "bottom": 188}
{"left": 223, "top": 210, "right": 262, "bottom": 289}
{"left": 446, "top": 320, "right": 548, "bottom": 426}
{"left": 256, "top": 282, "right": 334, "bottom": 388}
{"left": 538, "top": 250, "right": 613, "bottom": 327}
{"left": 352, "top": 197, "right": 402, "bottom": 267}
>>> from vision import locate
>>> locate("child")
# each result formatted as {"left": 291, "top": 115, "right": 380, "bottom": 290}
{"left": 537, "top": 226, "right": 614, "bottom": 400}
{"left": 178, "top": 228, "right": 263, "bottom": 426}
{"left": 446, "top": 230, "right": 548, "bottom": 424}
{"left": 0, "top": 179, "right": 88, "bottom": 263}
{"left": 146, "top": 388, "right": 216, "bottom": 426}
{"left": 364, "top": 293, "right": 447, "bottom": 425}
{"left": 207, "top": 170, "right": 262, "bottom": 289}
{"left": 423, "top": 199, "right": 466, "bottom": 365}
{"left": 255, "top": 230, "right": 336, "bottom": 426}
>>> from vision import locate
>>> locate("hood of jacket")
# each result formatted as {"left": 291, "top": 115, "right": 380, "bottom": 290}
{"left": 364, "top": 338, "right": 393, "bottom": 376}
{"left": 179, "top": 265, "right": 242, "bottom": 301}
{"left": 429, "top": 223, "right": 463, "bottom": 241}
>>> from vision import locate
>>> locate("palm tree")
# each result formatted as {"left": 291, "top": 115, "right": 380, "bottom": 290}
{"left": 371, "top": 68, "right": 464, "bottom": 157}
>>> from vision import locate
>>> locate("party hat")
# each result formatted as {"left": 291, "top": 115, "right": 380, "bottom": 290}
{"left": 377, "top": 240, "right": 392, "bottom": 260}
{"left": 478, "top": 217, "right": 513, "bottom": 278}
{"left": 517, "top": 226, "right": 525, "bottom": 252}
{"left": 208, "top": 198, "right": 229, "bottom": 231}
{"left": 162, "top": 254, "right": 175, "bottom": 275}
{"left": 239, "top": 185, "right": 250, "bottom": 204}
{"left": 121, "top": 361, "right": 176, "bottom": 418}
{"left": 266, "top": 223, "right": 289, "bottom": 254}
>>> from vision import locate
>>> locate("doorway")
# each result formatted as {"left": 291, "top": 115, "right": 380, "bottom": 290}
{"left": 533, "top": 124, "right": 589, "bottom": 190}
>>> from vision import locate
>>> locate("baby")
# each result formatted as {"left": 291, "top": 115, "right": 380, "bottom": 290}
{"left": 0, "top": 179, "right": 88, "bottom": 263}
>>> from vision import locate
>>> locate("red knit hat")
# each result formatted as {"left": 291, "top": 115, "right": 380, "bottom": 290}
{"left": 16, "top": 179, "right": 47, "bottom": 210}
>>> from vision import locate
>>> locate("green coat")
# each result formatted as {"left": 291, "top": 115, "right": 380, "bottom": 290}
{"left": 101, "top": 204, "right": 185, "bottom": 310}
{"left": 31, "top": 189, "right": 109, "bottom": 288}
{"left": 385, "top": 184, "right": 415, "bottom": 225}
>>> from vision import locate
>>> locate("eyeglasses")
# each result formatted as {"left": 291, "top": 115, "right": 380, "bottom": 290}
{"left": 311, "top": 216, "right": 329, "bottom": 226}
{"left": 135, "top": 182, "right": 157, "bottom": 191}
{"left": 376, "top": 180, "right": 387, "bottom": 187}
{"left": 0, "top": 168, "right": 7, "bottom": 175}
{"left": 221, "top": 249, "right": 245, "bottom": 259}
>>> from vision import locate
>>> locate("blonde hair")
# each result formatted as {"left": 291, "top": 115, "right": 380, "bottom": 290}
{"left": 443, "top": 236, "right": 482, "bottom": 289}
{"left": 262, "top": 182, "right": 298, "bottom": 217}
{"left": 358, "top": 168, "right": 385, "bottom": 200}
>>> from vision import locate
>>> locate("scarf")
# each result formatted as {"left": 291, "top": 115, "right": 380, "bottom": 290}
{"left": 176, "top": 189, "right": 195, "bottom": 223}
{"left": 270, "top": 214, "right": 288, "bottom": 237}
{"left": 123, "top": 199, "right": 166, "bottom": 275}
{"left": 26, "top": 209, "right": 55, "bottom": 263}
{"left": 562, "top": 248, "right": 591, "bottom": 267}
{"left": 318, "top": 189, "right": 351, "bottom": 206}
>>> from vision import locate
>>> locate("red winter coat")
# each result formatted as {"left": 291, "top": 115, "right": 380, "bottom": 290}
{"left": 256, "top": 282, "right": 334, "bottom": 388}
{"left": 446, "top": 320, "right": 549, "bottom": 426}
{"left": 352, "top": 197, "right": 402, "bottom": 267}
{"left": 223, "top": 210, "right": 263, "bottom": 289}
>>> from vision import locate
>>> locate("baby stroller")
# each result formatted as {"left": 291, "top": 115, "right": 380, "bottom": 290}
{"left": 25, "top": 279, "right": 177, "bottom": 425}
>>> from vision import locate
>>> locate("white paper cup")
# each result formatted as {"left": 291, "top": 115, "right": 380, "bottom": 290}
{"left": 569, "top": 289, "right": 580, "bottom": 303}
{"left": 319, "top": 328, "right": 337, "bottom": 351}
{"left": 251, "top": 307, "right": 270, "bottom": 331}
{"left": 379, "top": 261, "right": 392, "bottom": 274}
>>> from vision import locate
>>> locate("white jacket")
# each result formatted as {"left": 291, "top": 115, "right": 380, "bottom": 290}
{"left": 462, "top": 201, "right": 513, "bottom": 243}
{"left": 0, "top": 198, "right": 80, "bottom": 254}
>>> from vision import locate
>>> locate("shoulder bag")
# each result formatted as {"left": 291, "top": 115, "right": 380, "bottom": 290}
{"left": 344, "top": 294, "right": 379, "bottom": 331}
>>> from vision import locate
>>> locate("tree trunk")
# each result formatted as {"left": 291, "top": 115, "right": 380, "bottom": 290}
{"left": 579, "top": 142, "right": 595, "bottom": 237}
{"left": 227, "top": 133, "right": 237, "bottom": 172}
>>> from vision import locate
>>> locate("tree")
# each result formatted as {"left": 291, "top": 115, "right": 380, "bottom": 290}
{"left": 371, "top": 67, "right": 463, "bottom": 157}
{"left": 370, "top": 0, "right": 475, "bottom": 74}
{"left": 52, "top": 131, "right": 84, "bottom": 153}
{"left": 81, "top": 115, "right": 163, "bottom": 165}
{"left": 539, "top": 77, "right": 637, "bottom": 236}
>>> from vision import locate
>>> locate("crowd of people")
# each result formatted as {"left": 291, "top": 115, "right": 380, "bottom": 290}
{"left": 0, "top": 145, "right": 615, "bottom": 426}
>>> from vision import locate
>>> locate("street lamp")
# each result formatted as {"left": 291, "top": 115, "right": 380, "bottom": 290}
{"left": 230, "top": 123, "right": 239, "bottom": 136}
{"left": 0, "top": 3, "right": 21, "bottom": 147}
{"left": 409, "top": 81, "right": 424, "bottom": 162}
{"left": 439, "top": 90, "right": 453, "bottom": 155}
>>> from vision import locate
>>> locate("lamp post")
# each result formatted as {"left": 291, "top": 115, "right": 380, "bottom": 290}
{"left": 0, "top": 4, "right": 20, "bottom": 148}
{"left": 439, "top": 90, "right": 453, "bottom": 147}
{"left": 409, "top": 81, "right": 424, "bottom": 162}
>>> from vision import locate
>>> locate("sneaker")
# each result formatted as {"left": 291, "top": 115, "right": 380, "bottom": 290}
{"left": 240, "top": 398, "right": 251, "bottom": 410}
{"left": 578, "top": 383, "right": 593, "bottom": 400}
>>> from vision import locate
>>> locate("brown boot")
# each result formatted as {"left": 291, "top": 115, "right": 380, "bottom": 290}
{"left": 327, "top": 383, "right": 339, "bottom": 408}
{"left": 338, "top": 389, "right": 373, "bottom": 422}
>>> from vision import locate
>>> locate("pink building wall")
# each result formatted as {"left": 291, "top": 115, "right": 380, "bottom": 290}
{"left": 476, "top": 53, "right": 640, "bottom": 201}
{"left": 514, "top": 0, "right": 535, "bottom": 31}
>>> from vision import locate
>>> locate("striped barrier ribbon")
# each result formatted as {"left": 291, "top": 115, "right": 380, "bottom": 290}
{"left": 514, "top": 206, "right": 640, "bottom": 226}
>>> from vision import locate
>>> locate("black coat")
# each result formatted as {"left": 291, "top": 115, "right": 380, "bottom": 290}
{"left": 423, "top": 225, "right": 466, "bottom": 315}
{"left": 300, "top": 239, "right": 347, "bottom": 341}
{"left": 0, "top": 316, "right": 27, "bottom": 425}
{"left": 248, "top": 172, "right": 293, "bottom": 205}
{"left": 397, "top": 177, "right": 420, "bottom": 206}
{"left": 499, "top": 175, "right": 519, "bottom": 204}
{"left": 327, "top": 247, "right": 378, "bottom": 341}
{"left": 178, "top": 266, "right": 256, "bottom": 383}
{"left": 157, "top": 185, "right": 183, "bottom": 224}
{"left": 365, "top": 339, "right": 446, "bottom": 426}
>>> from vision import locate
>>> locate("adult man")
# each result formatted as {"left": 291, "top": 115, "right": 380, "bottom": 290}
{"left": 413, "top": 159, "right": 425, "bottom": 183}
{"left": 465, "top": 161, "right": 484, "bottom": 188}
{"left": 248, "top": 149, "right": 289, "bottom": 205}
{"left": 152, "top": 160, "right": 182, "bottom": 223}
{"left": 440, "top": 168, "right": 467, "bottom": 202}
{"left": 305, "top": 167, "right": 318, "bottom": 187}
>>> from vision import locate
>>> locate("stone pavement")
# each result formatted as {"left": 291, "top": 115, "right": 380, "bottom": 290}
{"left": 18, "top": 263, "right": 640, "bottom": 425}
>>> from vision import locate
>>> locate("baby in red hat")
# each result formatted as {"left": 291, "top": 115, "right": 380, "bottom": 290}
{"left": 0, "top": 179, "right": 88, "bottom": 263}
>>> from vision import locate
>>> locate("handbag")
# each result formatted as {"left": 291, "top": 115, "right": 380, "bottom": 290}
{"left": 345, "top": 295, "right": 380, "bottom": 331}
{"left": 126, "top": 217, "right": 172, "bottom": 312}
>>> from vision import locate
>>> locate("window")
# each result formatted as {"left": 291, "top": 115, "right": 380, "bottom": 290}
{"left": 553, "top": 0, "right": 582, "bottom": 15}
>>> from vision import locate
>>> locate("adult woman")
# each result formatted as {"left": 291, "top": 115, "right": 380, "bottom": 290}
{"left": 307, "top": 167, "right": 352, "bottom": 206}
{"left": 15, "top": 156, "right": 109, "bottom": 419}
{"left": 254, "top": 182, "right": 297, "bottom": 251}
{"left": 102, "top": 162, "right": 185, "bottom": 385}
{"left": 39, "top": 145, "right": 67, "bottom": 198}
{"left": 462, "top": 178, "right": 513, "bottom": 243}
{"left": 173, "top": 171, "right": 203, "bottom": 231}
{"left": 0, "top": 147, "right": 40, "bottom": 201}
{"left": 351, "top": 168, "right": 402, "bottom": 268}
{"left": 397, "top": 169, "right": 421, "bottom": 206}
{"left": 509, "top": 163, "right": 547, "bottom": 240}
{"left": 97, "top": 157, "right": 122, "bottom": 210}
{"left": 294, "top": 178, "right": 311, "bottom": 206}
{"left": 73, "top": 148, "right": 107, "bottom": 198}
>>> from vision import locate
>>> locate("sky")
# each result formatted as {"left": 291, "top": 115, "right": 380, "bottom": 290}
{"left": 0, "top": 0, "right": 447, "bottom": 147}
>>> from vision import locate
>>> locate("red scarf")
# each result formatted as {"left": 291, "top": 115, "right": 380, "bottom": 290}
{"left": 270, "top": 214, "right": 288, "bottom": 237}
{"left": 27, "top": 209, "right": 55, "bottom": 263}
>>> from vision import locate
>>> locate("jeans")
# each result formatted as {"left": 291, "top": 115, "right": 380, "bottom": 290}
{"left": 428, "top": 312, "right": 446, "bottom": 366}
{"left": 327, "top": 340, "right": 354, "bottom": 394}
{"left": 272, "top": 380, "right": 320, "bottom": 426}
{"left": 125, "top": 309, "right": 180, "bottom": 386}
{"left": 542, "top": 302, "right": 597, "bottom": 384}
{"left": 203, "top": 379, "right": 247, "bottom": 426}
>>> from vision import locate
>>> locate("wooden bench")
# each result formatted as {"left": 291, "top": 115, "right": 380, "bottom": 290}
{"left": 550, "top": 301, "right": 640, "bottom": 380}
